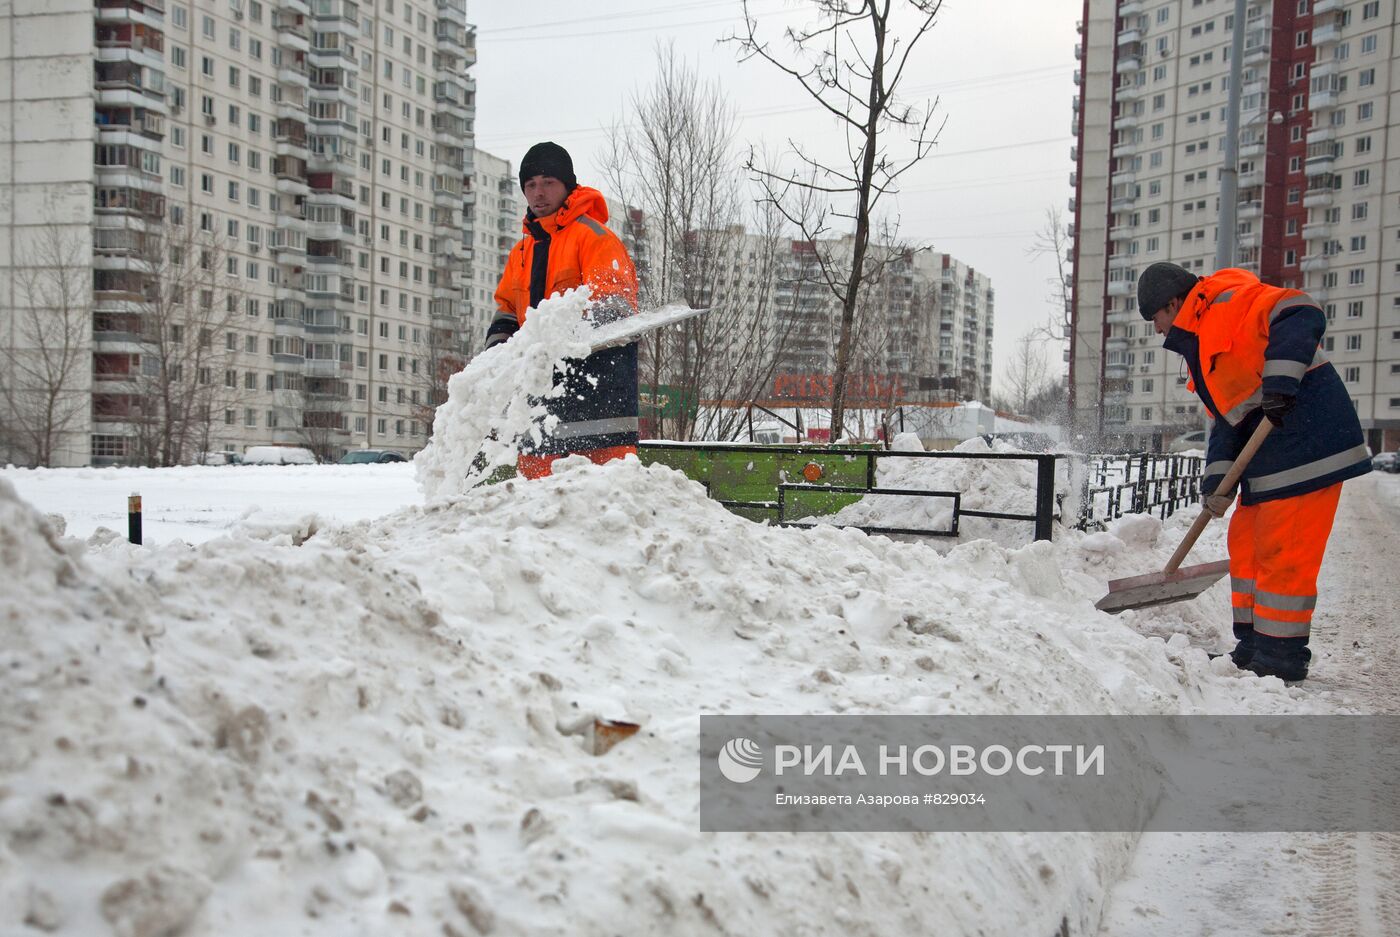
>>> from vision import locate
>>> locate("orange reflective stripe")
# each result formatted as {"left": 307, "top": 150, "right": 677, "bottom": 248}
{"left": 516, "top": 444, "right": 636, "bottom": 480}
{"left": 1253, "top": 605, "right": 1313, "bottom": 624}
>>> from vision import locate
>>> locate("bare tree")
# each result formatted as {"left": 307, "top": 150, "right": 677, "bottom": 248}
{"left": 119, "top": 222, "right": 249, "bottom": 466}
{"left": 603, "top": 44, "right": 801, "bottom": 440}
{"left": 729, "top": 0, "right": 943, "bottom": 441}
{"left": 1000, "top": 330, "right": 1050, "bottom": 416}
{"left": 414, "top": 321, "right": 464, "bottom": 440}
{"left": 0, "top": 223, "right": 93, "bottom": 467}
{"left": 1028, "top": 206, "right": 1073, "bottom": 340}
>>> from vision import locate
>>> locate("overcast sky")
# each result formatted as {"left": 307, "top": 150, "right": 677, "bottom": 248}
{"left": 468, "top": 0, "right": 1078, "bottom": 397}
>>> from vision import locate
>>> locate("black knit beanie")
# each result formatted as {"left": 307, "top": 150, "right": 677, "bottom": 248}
{"left": 1137, "top": 262, "right": 1201, "bottom": 320}
{"left": 519, "top": 141, "right": 577, "bottom": 192}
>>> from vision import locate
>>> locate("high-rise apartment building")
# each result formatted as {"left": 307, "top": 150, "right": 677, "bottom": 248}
{"left": 0, "top": 0, "right": 478, "bottom": 466}
{"left": 461, "top": 148, "right": 517, "bottom": 355}
{"left": 629, "top": 219, "right": 995, "bottom": 404}
{"left": 1069, "top": 0, "right": 1400, "bottom": 451}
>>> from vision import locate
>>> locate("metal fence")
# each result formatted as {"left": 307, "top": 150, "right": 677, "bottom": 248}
{"left": 640, "top": 442, "right": 1059, "bottom": 542}
{"left": 639, "top": 442, "right": 1205, "bottom": 543}
{"left": 1074, "top": 452, "right": 1206, "bottom": 530}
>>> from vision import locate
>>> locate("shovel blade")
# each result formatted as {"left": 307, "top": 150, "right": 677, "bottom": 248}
{"left": 1095, "top": 559, "right": 1231, "bottom": 614}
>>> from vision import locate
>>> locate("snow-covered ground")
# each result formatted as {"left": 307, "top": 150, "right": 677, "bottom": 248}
{"left": 5, "top": 456, "right": 1380, "bottom": 935}
{"left": 3, "top": 292, "right": 1394, "bottom": 934}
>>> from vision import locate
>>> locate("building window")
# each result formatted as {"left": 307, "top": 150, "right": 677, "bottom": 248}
{"left": 1347, "top": 300, "right": 1364, "bottom": 317}
{"left": 1349, "top": 269, "right": 1365, "bottom": 285}
{"left": 1346, "top": 334, "right": 1362, "bottom": 351}
{"left": 1285, "top": 249, "right": 1297, "bottom": 266}
{"left": 1343, "top": 366, "right": 1360, "bottom": 383}
{"left": 1354, "top": 169, "right": 1370, "bottom": 187}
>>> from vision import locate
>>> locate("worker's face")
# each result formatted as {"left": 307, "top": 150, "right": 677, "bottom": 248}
{"left": 523, "top": 175, "right": 569, "bottom": 218}
{"left": 1152, "top": 297, "right": 1182, "bottom": 337}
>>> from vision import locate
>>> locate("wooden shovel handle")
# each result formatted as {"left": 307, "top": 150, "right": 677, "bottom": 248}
{"left": 1163, "top": 418, "right": 1274, "bottom": 575}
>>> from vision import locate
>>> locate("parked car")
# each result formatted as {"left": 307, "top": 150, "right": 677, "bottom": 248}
{"left": 1168, "top": 429, "right": 1208, "bottom": 453}
{"left": 242, "top": 445, "right": 318, "bottom": 465}
{"left": 1372, "top": 451, "right": 1400, "bottom": 473}
{"left": 197, "top": 450, "right": 243, "bottom": 466}
{"left": 338, "top": 449, "right": 407, "bottom": 464}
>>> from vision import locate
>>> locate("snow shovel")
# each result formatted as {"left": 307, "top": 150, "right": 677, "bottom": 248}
{"left": 1095, "top": 418, "right": 1274, "bottom": 614}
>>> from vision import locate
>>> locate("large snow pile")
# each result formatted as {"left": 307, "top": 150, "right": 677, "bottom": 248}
{"left": 415, "top": 288, "right": 596, "bottom": 499}
{"left": 0, "top": 446, "right": 1329, "bottom": 935}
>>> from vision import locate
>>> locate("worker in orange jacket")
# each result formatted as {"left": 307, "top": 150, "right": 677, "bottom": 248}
{"left": 486, "top": 141, "right": 639, "bottom": 479}
{"left": 1139, "top": 262, "right": 1371, "bottom": 682}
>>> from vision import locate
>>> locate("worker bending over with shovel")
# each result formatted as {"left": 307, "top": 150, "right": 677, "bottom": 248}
{"left": 486, "top": 141, "right": 639, "bottom": 479}
{"left": 1138, "top": 262, "right": 1371, "bottom": 682}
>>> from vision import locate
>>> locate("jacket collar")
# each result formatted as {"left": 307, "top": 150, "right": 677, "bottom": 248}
{"left": 521, "top": 185, "right": 610, "bottom": 237}
{"left": 1178, "top": 267, "right": 1259, "bottom": 329}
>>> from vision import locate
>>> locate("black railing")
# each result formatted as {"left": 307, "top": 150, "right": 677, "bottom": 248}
{"left": 1074, "top": 452, "right": 1205, "bottom": 529}
{"left": 645, "top": 442, "right": 1061, "bottom": 543}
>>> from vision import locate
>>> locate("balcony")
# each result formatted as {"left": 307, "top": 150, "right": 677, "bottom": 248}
{"left": 1305, "top": 148, "right": 1336, "bottom": 171}
{"left": 1238, "top": 168, "right": 1263, "bottom": 187}
{"left": 1116, "top": 49, "right": 1143, "bottom": 74}
{"left": 1313, "top": 0, "right": 1341, "bottom": 10}
{"left": 1107, "top": 280, "right": 1135, "bottom": 297}
{"left": 1310, "top": 59, "right": 1338, "bottom": 83}
{"left": 1238, "top": 140, "right": 1264, "bottom": 160}
{"left": 1299, "top": 255, "right": 1330, "bottom": 272}
{"left": 1108, "top": 224, "right": 1135, "bottom": 242}
{"left": 1310, "top": 88, "right": 1338, "bottom": 110}
{"left": 272, "top": 316, "right": 305, "bottom": 338}
{"left": 303, "top": 358, "right": 345, "bottom": 378}
{"left": 1119, "top": 0, "right": 1145, "bottom": 14}
{"left": 1302, "top": 189, "right": 1334, "bottom": 209}
{"left": 1301, "top": 222, "right": 1331, "bottom": 241}
{"left": 435, "top": 21, "right": 466, "bottom": 50}
{"left": 1113, "top": 111, "right": 1139, "bottom": 131}
{"left": 275, "top": 21, "right": 311, "bottom": 54}
{"left": 278, "top": 64, "right": 310, "bottom": 89}
{"left": 1306, "top": 126, "right": 1336, "bottom": 146}
{"left": 1110, "top": 194, "right": 1137, "bottom": 213}
{"left": 1237, "top": 231, "right": 1260, "bottom": 250}
{"left": 95, "top": 0, "right": 166, "bottom": 31}
{"left": 1116, "top": 82, "right": 1144, "bottom": 102}
{"left": 1238, "top": 199, "right": 1262, "bottom": 221}
{"left": 1312, "top": 22, "right": 1341, "bottom": 46}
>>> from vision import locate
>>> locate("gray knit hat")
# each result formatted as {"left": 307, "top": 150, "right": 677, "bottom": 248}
{"left": 1137, "top": 262, "right": 1201, "bottom": 320}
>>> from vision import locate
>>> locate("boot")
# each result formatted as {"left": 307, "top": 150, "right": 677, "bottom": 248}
{"left": 1244, "top": 633, "right": 1310, "bottom": 682}
{"left": 1228, "top": 622, "right": 1255, "bottom": 669}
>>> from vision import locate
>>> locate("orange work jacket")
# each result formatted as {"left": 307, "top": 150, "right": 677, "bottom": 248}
{"left": 493, "top": 185, "right": 637, "bottom": 324}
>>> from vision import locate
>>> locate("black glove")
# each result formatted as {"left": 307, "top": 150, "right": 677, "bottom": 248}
{"left": 1261, "top": 392, "right": 1296, "bottom": 427}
